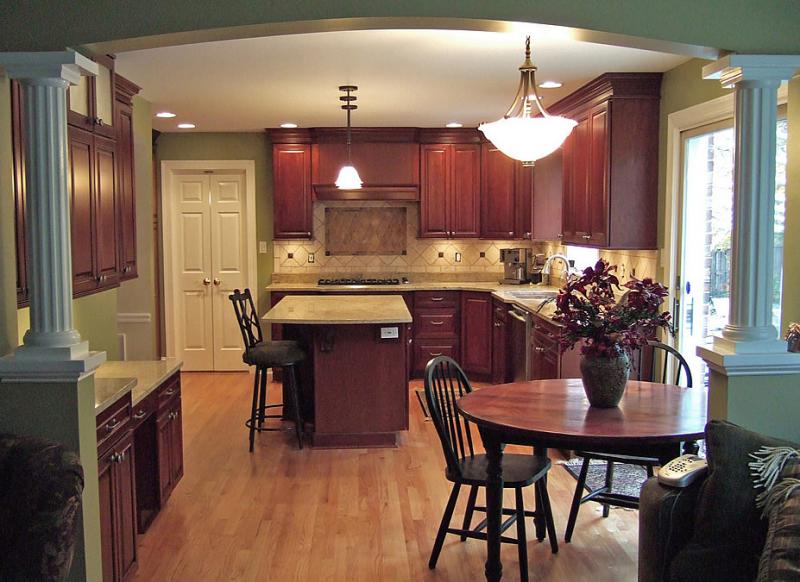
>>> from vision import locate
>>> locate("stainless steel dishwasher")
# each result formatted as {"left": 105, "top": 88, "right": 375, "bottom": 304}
{"left": 508, "top": 306, "right": 531, "bottom": 382}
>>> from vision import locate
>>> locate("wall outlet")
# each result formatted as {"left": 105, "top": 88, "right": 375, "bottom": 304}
{"left": 455, "top": 252, "right": 462, "bottom": 263}
{"left": 308, "top": 253, "right": 315, "bottom": 263}
{"left": 258, "top": 241, "right": 268, "bottom": 254}
{"left": 380, "top": 326, "right": 399, "bottom": 339}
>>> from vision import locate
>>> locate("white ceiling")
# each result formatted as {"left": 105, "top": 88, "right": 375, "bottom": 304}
{"left": 115, "top": 29, "right": 689, "bottom": 133}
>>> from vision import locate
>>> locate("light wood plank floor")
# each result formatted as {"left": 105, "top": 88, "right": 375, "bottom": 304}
{"left": 132, "top": 372, "right": 640, "bottom": 581}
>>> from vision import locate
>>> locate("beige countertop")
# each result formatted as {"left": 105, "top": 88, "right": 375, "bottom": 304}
{"left": 266, "top": 281, "right": 562, "bottom": 321}
{"left": 94, "top": 377, "right": 136, "bottom": 415}
{"left": 264, "top": 294, "right": 413, "bottom": 324}
{"left": 95, "top": 358, "right": 183, "bottom": 413}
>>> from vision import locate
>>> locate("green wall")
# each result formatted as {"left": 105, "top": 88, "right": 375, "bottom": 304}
{"left": 155, "top": 132, "right": 274, "bottom": 313}
{"left": 0, "top": 77, "right": 17, "bottom": 357}
{"left": 783, "top": 77, "right": 800, "bottom": 333}
{"left": 0, "top": 1, "right": 799, "bottom": 54}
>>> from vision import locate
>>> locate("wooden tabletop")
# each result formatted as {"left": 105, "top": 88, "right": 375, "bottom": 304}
{"left": 457, "top": 378, "right": 707, "bottom": 448}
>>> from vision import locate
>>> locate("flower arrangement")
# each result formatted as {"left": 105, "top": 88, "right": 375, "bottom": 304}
{"left": 552, "top": 259, "right": 672, "bottom": 358}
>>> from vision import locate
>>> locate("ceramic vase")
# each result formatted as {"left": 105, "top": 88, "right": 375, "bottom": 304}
{"left": 579, "top": 352, "right": 631, "bottom": 408}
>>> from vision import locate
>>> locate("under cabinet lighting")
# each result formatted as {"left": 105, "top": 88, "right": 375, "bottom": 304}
{"left": 156, "top": 111, "right": 176, "bottom": 118}
{"left": 539, "top": 81, "right": 563, "bottom": 89}
{"left": 280, "top": 122, "right": 298, "bottom": 128}
{"left": 446, "top": 122, "right": 463, "bottom": 128}
{"left": 177, "top": 123, "right": 196, "bottom": 129}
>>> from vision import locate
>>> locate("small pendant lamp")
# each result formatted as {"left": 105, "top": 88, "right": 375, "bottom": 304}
{"left": 479, "top": 37, "right": 576, "bottom": 166}
{"left": 335, "top": 85, "right": 363, "bottom": 190}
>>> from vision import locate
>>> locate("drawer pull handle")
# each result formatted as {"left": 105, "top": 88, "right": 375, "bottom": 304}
{"left": 429, "top": 320, "right": 445, "bottom": 326}
{"left": 164, "top": 388, "right": 176, "bottom": 396}
{"left": 105, "top": 419, "right": 121, "bottom": 432}
{"left": 430, "top": 296, "right": 445, "bottom": 302}
{"left": 133, "top": 410, "right": 148, "bottom": 420}
{"left": 534, "top": 347, "right": 547, "bottom": 353}
{"left": 428, "top": 352, "right": 443, "bottom": 357}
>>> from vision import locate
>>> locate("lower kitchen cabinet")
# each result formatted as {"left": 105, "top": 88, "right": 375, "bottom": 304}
{"left": 413, "top": 291, "right": 460, "bottom": 374}
{"left": 97, "top": 398, "right": 137, "bottom": 582}
{"left": 530, "top": 313, "right": 581, "bottom": 380}
{"left": 157, "top": 395, "right": 184, "bottom": 504}
{"left": 491, "top": 299, "right": 511, "bottom": 384}
{"left": 461, "top": 291, "right": 493, "bottom": 376}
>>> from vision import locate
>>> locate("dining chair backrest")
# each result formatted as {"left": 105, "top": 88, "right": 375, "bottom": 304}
{"left": 424, "top": 356, "right": 476, "bottom": 478}
{"left": 228, "top": 288, "right": 263, "bottom": 351}
{"left": 635, "top": 340, "right": 693, "bottom": 388}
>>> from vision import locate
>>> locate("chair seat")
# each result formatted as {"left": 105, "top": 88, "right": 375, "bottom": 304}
{"left": 243, "top": 341, "right": 306, "bottom": 368}
{"left": 575, "top": 451, "right": 660, "bottom": 465}
{"left": 448, "top": 454, "right": 551, "bottom": 487}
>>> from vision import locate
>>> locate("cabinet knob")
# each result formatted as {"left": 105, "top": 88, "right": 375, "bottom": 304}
{"left": 494, "top": 321, "right": 502, "bottom": 327}
{"left": 508, "top": 231, "right": 513, "bottom": 236}
{"left": 582, "top": 234, "right": 591, "bottom": 240}
{"left": 557, "top": 233, "right": 563, "bottom": 239}
{"left": 535, "top": 346, "right": 547, "bottom": 353}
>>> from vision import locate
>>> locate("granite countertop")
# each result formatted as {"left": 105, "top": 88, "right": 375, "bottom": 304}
{"left": 94, "top": 358, "right": 183, "bottom": 415}
{"left": 264, "top": 294, "right": 413, "bottom": 324}
{"left": 266, "top": 280, "right": 562, "bottom": 321}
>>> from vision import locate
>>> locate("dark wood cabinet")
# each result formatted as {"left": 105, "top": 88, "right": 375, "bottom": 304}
{"left": 491, "top": 299, "right": 511, "bottom": 384}
{"left": 480, "top": 144, "right": 533, "bottom": 239}
{"left": 96, "top": 397, "right": 137, "bottom": 582}
{"left": 532, "top": 149, "right": 563, "bottom": 241}
{"left": 552, "top": 73, "right": 662, "bottom": 249}
{"left": 461, "top": 292, "right": 492, "bottom": 375}
{"left": 273, "top": 143, "right": 313, "bottom": 239}
{"left": 68, "top": 54, "right": 117, "bottom": 139}
{"left": 420, "top": 143, "right": 480, "bottom": 238}
{"left": 94, "top": 134, "right": 120, "bottom": 287}
{"left": 529, "top": 314, "right": 581, "bottom": 380}
{"left": 114, "top": 76, "right": 140, "bottom": 280}
{"left": 156, "top": 376, "right": 183, "bottom": 504}
{"left": 413, "top": 291, "right": 460, "bottom": 375}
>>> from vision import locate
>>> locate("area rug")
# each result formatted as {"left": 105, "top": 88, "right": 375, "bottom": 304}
{"left": 560, "top": 457, "right": 650, "bottom": 499}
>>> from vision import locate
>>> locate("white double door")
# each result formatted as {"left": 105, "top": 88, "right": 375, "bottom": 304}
{"left": 172, "top": 170, "right": 251, "bottom": 371}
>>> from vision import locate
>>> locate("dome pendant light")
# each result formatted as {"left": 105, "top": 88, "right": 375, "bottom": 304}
{"left": 335, "top": 85, "right": 363, "bottom": 190}
{"left": 479, "top": 37, "right": 576, "bottom": 166}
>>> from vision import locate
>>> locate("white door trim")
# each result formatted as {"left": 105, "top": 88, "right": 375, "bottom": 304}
{"left": 160, "top": 160, "right": 257, "bottom": 361}
{"left": 661, "top": 84, "right": 787, "bottom": 347}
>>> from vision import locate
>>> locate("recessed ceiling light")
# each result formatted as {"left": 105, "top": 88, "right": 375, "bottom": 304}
{"left": 156, "top": 111, "right": 176, "bottom": 118}
{"left": 538, "top": 81, "right": 563, "bottom": 89}
{"left": 177, "top": 123, "right": 196, "bottom": 129}
{"left": 446, "top": 122, "right": 463, "bottom": 128}
{"left": 280, "top": 122, "right": 298, "bottom": 129}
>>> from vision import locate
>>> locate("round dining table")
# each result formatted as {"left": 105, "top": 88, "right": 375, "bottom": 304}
{"left": 457, "top": 378, "right": 707, "bottom": 582}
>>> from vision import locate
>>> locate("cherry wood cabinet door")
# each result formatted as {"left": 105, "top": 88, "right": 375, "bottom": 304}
{"left": 562, "top": 115, "right": 590, "bottom": 245}
{"left": 516, "top": 164, "right": 533, "bottom": 239}
{"left": 97, "top": 448, "right": 116, "bottom": 582}
{"left": 480, "top": 144, "right": 517, "bottom": 239}
{"left": 169, "top": 401, "right": 184, "bottom": 487}
{"left": 115, "top": 433, "right": 138, "bottom": 582}
{"left": 68, "top": 126, "right": 97, "bottom": 296}
{"left": 451, "top": 144, "right": 481, "bottom": 238}
{"left": 420, "top": 145, "right": 449, "bottom": 237}
{"left": 532, "top": 149, "right": 564, "bottom": 241}
{"left": 491, "top": 300, "right": 510, "bottom": 384}
{"left": 312, "top": 141, "right": 420, "bottom": 187}
{"left": 588, "top": 103, "right": 610, "bottom": 246}
{"left": 115, "top": 99, "right": 137, "bottom": 280}
{"left": 94, "top": 135, "right": 120, "bottom": 289}
{"left": 273, "top": 144, "right": 312, "bottom": 239}
{"left": 156, "top": 411, "right": 173, "bottom": 503}
{"left": 461, "top": 292, "right": 493, "bottom": 375}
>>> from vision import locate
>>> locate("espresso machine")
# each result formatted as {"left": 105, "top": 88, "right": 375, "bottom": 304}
{"left": 499, "top": 248, "right": 531, "bottom": 284}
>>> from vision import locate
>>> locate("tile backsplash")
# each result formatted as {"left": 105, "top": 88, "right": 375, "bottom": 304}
{"left": 273, "top": 201, "right": 661, "bottom": 283}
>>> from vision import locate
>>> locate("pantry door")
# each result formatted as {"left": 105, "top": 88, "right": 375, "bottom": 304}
{"left": 162, "top": 161, "right": 257, "bottom": 371}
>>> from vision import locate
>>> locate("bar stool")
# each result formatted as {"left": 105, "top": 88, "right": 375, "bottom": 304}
{"left": 229, "top": 288, "right": 305, "bottom": 451}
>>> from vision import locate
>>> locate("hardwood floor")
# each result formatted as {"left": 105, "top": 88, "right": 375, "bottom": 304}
{"left": 132, "top": 372, "right": 640, "bottom": 581}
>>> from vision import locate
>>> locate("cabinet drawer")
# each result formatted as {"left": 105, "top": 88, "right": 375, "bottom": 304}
{"left": 415, "top": 311, "right": 458, "bottom": 337}
{"left": 415, "top": 291, "right": 459, "bottom": 309}
{"left": 157, "top": 373, "right": 181, "bottom": 411}
{"left": 414, "top": 341, "right": 460, "bottom": 373}
{"left": 130, "top": 394, "right": 156, "bottom": 430}
{"left": 97, "top": 396, "right": 132, "bottom": 456}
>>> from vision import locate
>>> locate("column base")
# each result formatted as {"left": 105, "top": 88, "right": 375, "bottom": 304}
{"left": 698, "top": 337, "right": 800, "bottom": 377}
{"left": 0, "top": 345, "right": 106, "bottom": 382}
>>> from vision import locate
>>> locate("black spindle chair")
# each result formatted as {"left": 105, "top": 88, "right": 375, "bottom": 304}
{"left": 564, "top": 340, "right": 694, "bottom": 542}
{"left": 229, "top": 288, "right": 305, "bottom": 451}
{"left": 424, "top": 356, "right": 558, "bottom": 582}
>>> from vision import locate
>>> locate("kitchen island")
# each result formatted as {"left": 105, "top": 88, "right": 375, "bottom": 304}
{"left": 264, "top": 295, "right": 412, "bottom": 448}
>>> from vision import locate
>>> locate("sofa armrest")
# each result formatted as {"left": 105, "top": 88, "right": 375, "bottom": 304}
{"left": 638, "top": 476, "right": 704, "bottom": 582}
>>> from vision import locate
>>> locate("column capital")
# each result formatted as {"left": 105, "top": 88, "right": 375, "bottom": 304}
{"left": 702, "top": 54, "right": 800, "bottom": 87}
{"left": 0, "top": 50, "right": 98, "bottom": 85}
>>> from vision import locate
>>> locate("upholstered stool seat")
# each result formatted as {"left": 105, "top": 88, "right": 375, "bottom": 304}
{"left": 243, "top": 341, "right": 305, "bottom": 368}
{"left": 229, "top": 289, "right": 306, "bottom": 451}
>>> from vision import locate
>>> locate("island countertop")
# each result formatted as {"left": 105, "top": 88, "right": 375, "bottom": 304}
{"left": 264, "top": 294, "right": 412, "bottom": 324}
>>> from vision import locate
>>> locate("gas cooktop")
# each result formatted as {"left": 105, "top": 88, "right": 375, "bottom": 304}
{"left": 317, "top": 277, "right": 409, "bottom": 286}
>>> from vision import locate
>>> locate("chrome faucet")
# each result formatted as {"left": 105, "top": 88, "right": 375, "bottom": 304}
{"left": 541, "top": 254, "right": 578, "bottom": 287}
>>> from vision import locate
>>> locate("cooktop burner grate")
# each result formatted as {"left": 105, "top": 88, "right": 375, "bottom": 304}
{"left": 317, "top": 277, "right": 409, "bottom": 286}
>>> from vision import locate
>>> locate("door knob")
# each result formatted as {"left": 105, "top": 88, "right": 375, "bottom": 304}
{"left": 213, "top": 278, "right": 221, "bottom": 286}
{"left": 202, "top": 277, "right": 211, "bottom": 286}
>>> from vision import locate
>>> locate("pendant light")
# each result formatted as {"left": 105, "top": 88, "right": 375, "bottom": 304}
{"left": 335, "top": 85, "right": 363, "bottom": 189}
{"left": 479, "top": 37, "right": 576, "bottom": 166}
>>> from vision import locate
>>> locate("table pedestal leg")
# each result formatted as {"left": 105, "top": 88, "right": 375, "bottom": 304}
{"left": 480, "top": 428, "right": 504, "bottom": 581}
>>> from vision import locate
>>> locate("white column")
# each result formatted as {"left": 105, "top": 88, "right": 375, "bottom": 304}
{"left": 0, "top": 51, "right": 105, "bottom": 377}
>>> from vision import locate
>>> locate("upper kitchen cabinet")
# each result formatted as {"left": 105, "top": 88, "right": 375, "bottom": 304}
{"left": 115, "top": 76, "right": 142, "bottom": 280}
{"left": 419, "top": 129, "right": 481, "bottom": 239}
{"left": 531, "top": 149, "right": 563, "bottom": 241}
{"left": 271, "top": 129, "right": 313, "bottom": 239}
{"left": 68, "top": 54, "right": 117, "bottom": 139}
{"left": 551, "top": 73, "right": 662, "bottom": 249}
{"left": 480, "top": 143, "right": 532, "bottom": 240}
{"left": 311, "top": 128, "right": 420, "bottom": 200}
